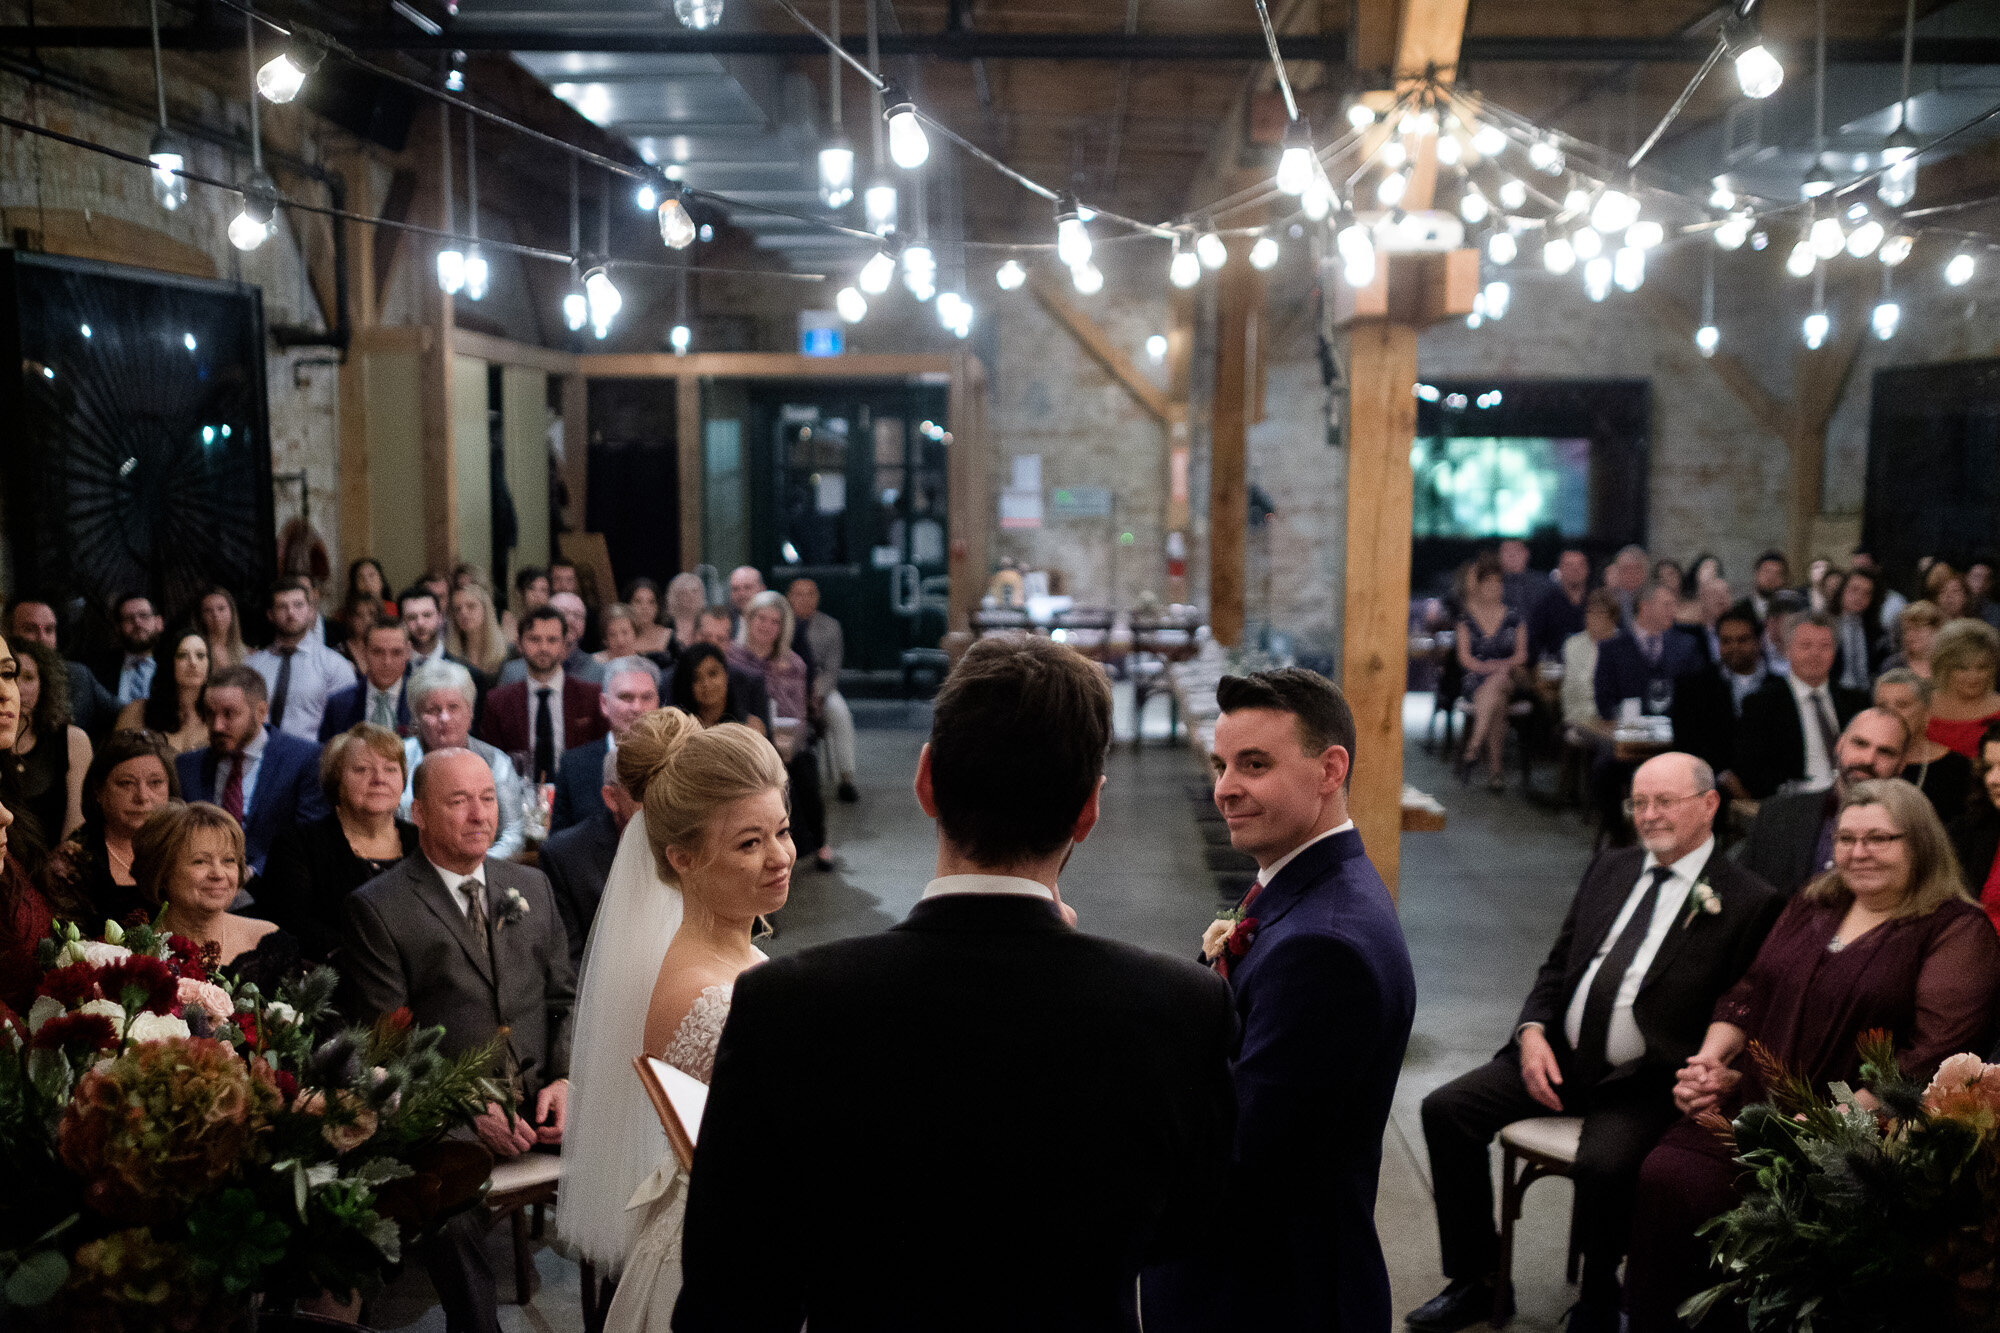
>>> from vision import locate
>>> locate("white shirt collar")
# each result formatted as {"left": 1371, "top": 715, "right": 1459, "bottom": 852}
{"left": 1640, "top": 835, "right": 1715, "bottom": 888}
{"left": 1257, "top": 821, "right": 1356, "bottom": 886}
{"left": 1787, "top": 672, "right": 1828, "bottom": 702}
{"left": 233, "top": 727, "right": 268, "bottom": 765}
{"left": 528, "top": 665, "right": 565, "bottom": 695}
{"left": 429, "top": 858, "right": 488, "bottom": 914}
{"left": 921, "top": 874, "right": 1055, "bottom": 902}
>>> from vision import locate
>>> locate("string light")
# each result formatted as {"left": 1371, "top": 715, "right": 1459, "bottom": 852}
{"left": 1879, "top": 233, "right": 1913, "bottom": 266}
{"left": 229, "top": 177, "right": 274, "bottom": 250}
{"left": 1563, "top": 187, "right": 1591, "bottom": 215}
{"left": 1626, "top": 220, "right": 1664, "bottom": 250}
{"left": 1542, "top": 235, "right": 1576, "bottom": 274}
{"left": 1714, "top": 212, "right": 1751, "bottom": 250}
{"left": 1696, "top": 324, "right": 1720, "bottom": 355}
{"left": 1472, "top": 123, "right": 1507, "bottom": 157}
{"left": 1946, "top": 251, "right": 1977, "bottom": 286}
{"left": 672, "top": 0, "right": 724, "bottom": 30}
{"left": 255, "top": 37, "right": 319, "bottom": 104}
{"left": 864, "top": 181, "right": 897, "bottom": 236}
{"left": 1071, "top": 262, "right": 1104, "bottom": 295}
{"left": 1708, "top": 178, "right": 1738, "bottom": 210}
{"left": 994, "top": 259, "right": 1026, "bottom": 290}
{"left": 1436, "top": 134, "right": 1462, "bottom": 167}
{"left": 1337, "top": 221, "right": 1375, "bottom": 287}
{"left": 1613, "top": 244, "right": 1645, "bottom": 292}
{"left": 1879, "top": 148, "right": 1918, "bottom": 209}
{"left": 1801, "top": 160, "right": 1835, "bottom": 200}
{"left": 818, "top": 138, "right": 855, "bottom": 209}
{"left": 1487, "top": 231, "right": 1517, "bottom": 265}
{"left": 1571, "top": 226, "right": 1603, "bottom": 260}
{"left": 658, "top": 190, "right": 697, "bottom": 249}
{"left": 1498, "top": 178, "right": 1528, "bottom": 210}
{"left": 1803, "top": 309, "right": 1829, "bottom": 348}
{"left": 903, "top": 242, "right": 936, "bottom": 301}
{"left": 1786, "top": 240, "right": 1816, "bottom": 277}
{"left": 1146, "top": 334, "right": 1168, "bottom": 361}
{"left": 1249, "top": 236, "right": 1280, "bottom": 270}
{"left": 1846, "top": 218, "right": 1885, "bottom": 258}
{"left": 1196, "top": 229, "right": 1227, "bottom": 270}
{"left": 583, "top": 265, "right": 620, "bottom": 338}
{"left": 1460, "top": 187, "right": 1489, "bottom": 224}
{"left": 1729, "top": 23, "right": 1785, "bottom": 99}
{"left": 670, "top": 324, "right": 692, "bottom": 353}
{"left": 463, "top": 246, "right": 488, "bottom": 300}
{"left": 1055, "top": 193, "right": 1092, "bottom": 268}
{"left": 462, "top": 114, "right": 487, "bottom": 300}
{"left": 635, "top": 182, "right": 658, "bottom": 211}
{"left": 882, "top": 83, "right": 929, "bottom": 169}
{"left": 1301, "top": 179, "right": 1332, "bottom": 221}
{"left": 1346, "top": 101, "right": 1375, "bottom": 129}
{"left": 1276, "top": 119, "right": 1316, "bottom": 196}
{"left": 1590, "top": 189, "right": 1639, "bottom": 234}
{"left": 1170, "top": 235, "right": 1201, "bottom": 288}
{"left": 858, "top": 249, "right": 895, "bottom": 294}
{"left": 1528, "top": 139, "right": 1564, "bottom": 174}
{"left": 1380, "top": 140, "right": 1408, "bottom": 169}
{"left": 563, "top": 268, "right": 588, "bottom": 331}
{"left": 1872, "top": 269, "right": 1900, "bottom": 340}
{"left": 1809, "top": 214, "right": 1845, "bottom": 259}
{"left": 1483, "top": 280, "right": 1510, "bottom": 318}
{"left": 149, "top": 133, "right": 186, "bottom": 211}
{"left": 1583, "top": 255, "right": 1612, "bottom": 301}
{"left": 1376, "top": 170, "right": 1408, "bottom": 207}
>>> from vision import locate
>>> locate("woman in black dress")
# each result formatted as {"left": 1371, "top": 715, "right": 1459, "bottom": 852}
{"left": 260, "top": 723, "right": 419, "bottom": 966}
{"left": 8, "top": 638, "right": 91, "bottom": 852}
{"left": 137, "top": 800, "right": 300, "bottom": 994}
{"left": 42, "top": 729, "right": 181, "bottom": 926}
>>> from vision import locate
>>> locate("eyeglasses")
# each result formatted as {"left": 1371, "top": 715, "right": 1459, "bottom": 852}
{"left": 1622, "top": 793, "right": 1706, "bottom": 817}
{"left": 1833, "top": 831, "right": 1906, "bottom": 852}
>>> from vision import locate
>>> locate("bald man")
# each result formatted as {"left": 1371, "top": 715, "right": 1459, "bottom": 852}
{"left": 1411, "top": 753, "right": 1782, "bottom": 1333}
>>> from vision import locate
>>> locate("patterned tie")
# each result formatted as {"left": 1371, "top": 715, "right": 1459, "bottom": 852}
{"left": 370, "top": 687, "right": 397, "bottom": 729}
{"left": 268, "top": 647, "right": 296, "bottom": 730}
{"left": 1573, "top": 866, "right": 1675, "bottom": 1083}
{"left": 1812, "top": 690, "right": 1841, "bottom": 768}
{"left": 533, "top": 686, "right": 556, "bottom": 783}
{"left": 220, "top": 756, "right": 245, "bottom": 821}
{"left": 462, "top": 879, "right": 490, "bottom": 942}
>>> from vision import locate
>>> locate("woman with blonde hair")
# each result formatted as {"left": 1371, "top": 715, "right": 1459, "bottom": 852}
{"left": 198, "top": 586, "right": 249, "bottom": 670}
{"left": 560, "top": 707, "right": 792, "bottom": 1330}
{"left": 1926, "top": 618, "right": 2000, "bottom": 759}
{"left": 663, "top": 573, "right": 706, "bottom": 659}
{"left": 732, "top": 589, "right": 831, "bottom": 869}
{"left": 447, "top": 582, "right": 509, "bottom": 678}
{"left": 1883, "top": 599, "right": 1945, "bottom": 676}
{"left": 138, "top": 800, "right": 302, "bottom": 991}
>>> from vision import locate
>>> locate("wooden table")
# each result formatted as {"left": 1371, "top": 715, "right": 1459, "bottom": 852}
{"left": 1585, "top": 718, "right": 1674, "bottom": 764}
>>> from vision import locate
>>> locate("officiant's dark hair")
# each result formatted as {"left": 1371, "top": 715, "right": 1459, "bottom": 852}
{"left": 1216, "top": 669, "right": 1356, "bottom": 777}
{"left": 929, "top": 636, "right": 1111, "bottom": 866}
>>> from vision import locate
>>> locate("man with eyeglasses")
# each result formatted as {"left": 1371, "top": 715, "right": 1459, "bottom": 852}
{"left": 1410, "top": 753, "right": 1781, "bottom": 1333}
{"left": 1735, "top": 706, "right": 1910, "bottom": 897}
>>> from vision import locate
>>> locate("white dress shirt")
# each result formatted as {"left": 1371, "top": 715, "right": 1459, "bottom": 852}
{"left": 412, "top": 640, "right": 449, "bottom": 670}
{"left": 1561, "top": 838, "right": 1715, "bottom": 1068}
{"left": 1257, "top": 821, "right": 1356, "bottom": 887}
{"left": 430, "top": 859, "right": 487, "bottom": 917}
{"left": 526, "top": 667, "right": 567, "bottom": 761}
{"left": 214, "top": 727, "right": 269, "bottom": 814}
{"left": 1562, "top": 632, "right": 1601, "bottom": 727}
{"left": 922, "top": 874, "right": 1055, "bottom": 902}
{"left": 246, "top": 637, "right": 358, "bottom": 743}
{"left": 116, "top": 653, "right": 156, "bottom": 706}
{"left": 1786, "top": 673, "right": 1838, "bottom": 790}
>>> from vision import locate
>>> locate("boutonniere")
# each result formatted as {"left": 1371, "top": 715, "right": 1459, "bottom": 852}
{"left": 1201, "top": 904, "right": 1261, "bottom": 980}
{"left": 1681, "top": 883, "right": 1721, "bottom": 929}
{"left": 498, "top": 886, "right": 530, "bottom": 928}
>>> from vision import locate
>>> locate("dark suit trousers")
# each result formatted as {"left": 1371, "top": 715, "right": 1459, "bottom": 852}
{"left": 420, "top": 1208, "right": 500, "bottom": 1333}
{"left": 1421, "top": 1055, "right": 1680, "bottom": 1301}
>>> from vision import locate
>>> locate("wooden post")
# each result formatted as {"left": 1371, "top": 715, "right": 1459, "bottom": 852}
{"left": 1210, "top": 244, "right": 1255, "bottom": 648}
{"left": 677, "top": 373, "right": 704, "bottom": 572}
{"left": 416, "top": 196, "right": 457, "bottom": 574}
{"left": 561, "top": 373, "right": 589, "bottom": 536}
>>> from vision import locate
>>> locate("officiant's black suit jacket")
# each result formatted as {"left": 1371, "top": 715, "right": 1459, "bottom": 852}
{"left": 673, "top": 892, "right": 1238, "bottom": 1333}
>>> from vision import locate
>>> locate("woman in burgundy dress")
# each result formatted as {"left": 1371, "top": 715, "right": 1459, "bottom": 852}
{"left": 1624, "top": 778, "right": 2000, "bottom": 1331}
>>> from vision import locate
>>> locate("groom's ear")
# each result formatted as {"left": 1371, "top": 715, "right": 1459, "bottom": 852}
{"left": 913, "top": 743, "right": 940, "bottom": 818}
{"left": 1068, "top": 775, "right": 1104, "bottom": 846}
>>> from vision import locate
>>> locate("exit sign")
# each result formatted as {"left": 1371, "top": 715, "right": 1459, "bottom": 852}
{"left": 799, "top": 311, "right": 843, "bottom": 357}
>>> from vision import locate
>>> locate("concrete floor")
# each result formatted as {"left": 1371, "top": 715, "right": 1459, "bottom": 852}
{"left": 368, "top": 689, "right": 1597, "bottom": 1331}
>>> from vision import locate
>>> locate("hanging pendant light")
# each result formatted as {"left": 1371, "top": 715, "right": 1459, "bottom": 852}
{"left": 864, "top": 181, "right": 898, "bottom": 236}
{"left": 256, "top": 33, "right": 320, "bottom": 104}
{"left": 818, "top": 138, "right": 856, "bottom": 209}
{"left": 145, "top": 0, "right": 186, "bottom": 211}
{"left": 1542, "top": 235, "right": 1576, "bottom": 275}
{"left": 836, "top": 285, "right": 867, "bottom": 323}
{"left": 995, "top": 259, "right": 1026, "bottom": 290}
{"left": 672, "top": 0, "right": 724, "bottom": 30}
{"left": 563, "top": 268, "right": 588, "bottom": 332}
{"left": 1249, "top": 236, "right": 1280, "bottom": 270}
{"left": 1275, "top": 118, "right": 1315, "bottom": 196}
{"left": 1498, "top": 178, "right": 1528, "bottom": 211}
{"left": 1487, "top": 231, "right": 1517, "bottom": 265}
{"left": 1070, "top": 262, "right": 1104, "bottom": 295}
{"left": 435, "top": 104, "right": 462, "bottom": 291}
{"left": 1879, "top": 0, "right": 1919, "bottom": 207}
{"left": 230, "top": 172, "right": 276, "bottom": 251}
{"left": 1459, "top": 187, "right": 1489, "bottom": 224}
{"left": 1613, "top": 245, "right": 1645, "bottom": 292}
{"left": 658, "top": 189, "right": 697, "bottom": 249}
{"left": 1054, "top": 193, "right": 1092, "bottom": 269}
{"left": 859, "top": 249, "right": 896, "bottom": 294}
{"left": 1170, "top": 234, "right": 1201, "bottom": 289}
{"left": 882, "top": 82, "right": 929, "bottom": 169}
{"left": 461, "top": 114, "right": 487, "bottom": 301}
{"left": 584, "top": 266, "right": 621, "bottom": 339}
{"left": 1196, "top": 228, "right": 1227, "bottom": 270}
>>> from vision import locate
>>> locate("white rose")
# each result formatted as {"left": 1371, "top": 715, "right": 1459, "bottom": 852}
{"left": 265, "top": 1002, "right": 298, "bottom": 1026}
{"left": 27, "top": 995, "right": 65, "bottom": 1035}
{"left": 76, "top": 941, "right": 134, "bottom": 967}
{"left": 79, "top": 998, "right": 127, "bottom": 1026}
{"left": 126, "top": 1012, "right": 191, "bottom": 1044}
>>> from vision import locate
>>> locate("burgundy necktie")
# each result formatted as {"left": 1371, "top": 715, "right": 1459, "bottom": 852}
{"left": 220, "top": 757, "right": 245, "bottom": 821}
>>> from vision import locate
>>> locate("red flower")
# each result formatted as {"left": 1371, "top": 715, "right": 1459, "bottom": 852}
{"left": 31, "top": 1012, "right": 120, "bottom": 1054}
{"left": 163, "top": 933, "right": 209, "bottom": 980}
{"left": 272, "top": 1069, "right": 298, "bottom": 1104}
{"left": 96, "top": 955, "right": 179, "bottom": 1016}
{"left": 234, "top": 1009, "right": 260, "bottom": 1047}
{"left": 1225, "top": 917, "right": 1260, "bottom": 957}
{"left": 37, "top": 962, "right": 104, "bottom": 1008}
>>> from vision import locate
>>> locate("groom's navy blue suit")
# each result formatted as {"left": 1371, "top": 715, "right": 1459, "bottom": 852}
{"left": 1147, "top": 826, "right": 1416, "bottom": 1333}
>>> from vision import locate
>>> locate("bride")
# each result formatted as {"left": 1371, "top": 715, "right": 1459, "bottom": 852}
{"left": 560, "top": 707, "right": 795, "bottom": 1330}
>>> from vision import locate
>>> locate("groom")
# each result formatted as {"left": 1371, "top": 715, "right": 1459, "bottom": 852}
{"left": 1147, "top": 668, "right": 1416, "bottom": 1332}
{"left": 675, "top": 636, "right": 1238, "bottom": 1331}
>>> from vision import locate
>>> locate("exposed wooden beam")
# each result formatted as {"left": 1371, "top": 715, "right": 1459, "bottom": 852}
{"left": 1027, "top": 276, "right": 1169, "bottom": 423}
{"left": 677, "top": 373, "right": 704, "bottom": 573}
{"left": 1211, "top": 244, "right": 1255, "bottom": 649}
{"left": 1638, "top": 288, "right": 1791, "bottom": 442}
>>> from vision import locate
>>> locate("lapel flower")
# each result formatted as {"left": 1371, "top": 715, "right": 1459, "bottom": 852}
{"left": 1203, "top": 903, "right": 1262, "bottom": 981}
{"left": 1681, "top": 883, "right": 1722, "bottom": 929}
{"left": 498, "top": 885, "right": 530, "bottom": 928}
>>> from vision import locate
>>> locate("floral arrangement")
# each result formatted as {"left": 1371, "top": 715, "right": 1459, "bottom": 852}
{"left": 1685, "top": 1032, "right": 2000, "bottom": 1333}
{"left": 0, "top": 919, "right": 504, "bottom": 1330}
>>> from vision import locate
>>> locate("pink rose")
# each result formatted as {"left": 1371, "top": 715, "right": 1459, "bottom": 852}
{"left": 177, "top": 979, "right": 234, "bottom": 1024}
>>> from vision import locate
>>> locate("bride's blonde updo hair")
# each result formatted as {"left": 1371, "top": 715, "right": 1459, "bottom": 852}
{"left": 615, "top": 707, "right": 788, "bottom": 883}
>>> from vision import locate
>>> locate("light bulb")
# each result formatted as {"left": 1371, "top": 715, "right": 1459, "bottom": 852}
{"left": 864, "top": 182, "right": 897, "bottom": 236}
{"left": 1380, "top": 140, "right": 1408, "bottom": 169}
{"left": 1301, "top": 180, "right": 1332, "bottom": 221}
{"left": 937, "top": 291, "right": 965, "bottom": 330}
{"left": 658, "top": 195, "right": 697, "bottom": 249}
{"left": 1872, "top": 300, "right": 1900, "bottom": 340}
{"left": 1342, "top": 254, "right": 1376, "bottom": 288}
{"left": 1472, "top": 123, "right": 1507, "bottom": 157}
{"left": 1695, "top": 324, "right": 1720, "bottom": 356}
{"left": 1460, "top": 188, "right": 1489, "bottom": 224}
{"left": 903, "top": 243, "right": 936, "bottom": 301}
{"left": 995, "top": 259, "right": 1026, "bottom": 290}
{"left": 1591, "top": 189, "right": 1639, "bottom": 234}
{"left": 1803, "top": 311, "right": 1829, "bottom": 349}
{"left": 1436, "top": 135, "right": 1462, "bottom": 167}
{"left": 636, "top": 183, "right": 658, "bottom": 211}
{"left": 1946, "top": 252, "right": 1976, "bottom": 286}
{"left": 859, "top": 250, "right": 895, "bottom": 294}
{"left": 1625, "top": 219, "right": 1664, "bottom": 250}
{"left": 1498, "top": 178, "right": 1528, "bottom": 211}
{"left": 1376, "top": 170, "right": 1408, "bottom": 207}
{"left": 1196, "top": 230, "right": 1227, "bottom": 270}
{"left": 1466, "top": 307, "right": 1483, "bottom": 330}
{"left": 1146, "top": 334, "right": 1167, "bottom": 362}
{"left": 1715, "top": 213, "right": 1751, "bottom": 251}
{"left": 1563, "top": 187, "right": 1591, "bottom": 215}
{"left": 1275, "top": 120, "right": 1315, "bottom": 196}
{"left": 148, "top": 131, "right": 186, "bottom": 212}
{"left": 445, "top": 68, "right": 465, "bottom": 92}
{"left": 229, "top": 210, "right": 270, "bottom": 251}
{"left": 883, "top": 85, "right": 929, "bottom": 169}
{"left": 1249, "top": 236, "right": 1280, "bottom": 270}
{"left": 1583, "top": 255, "right": 1612, "bottom": 302}
{"left": 951, "top": 304, "right": 973, "bottom": 338}
{"left": 462, "top": 247, "right": 488, "bottom": 301}
{"left": 584, "top": 266, "right": 621, "bottom": 338}
{"left": 1571, "top": 226, "right": 1602, "bottom": 260}
{"left": 1709, "top": 178, "right": 1738, "bottom": 210}
{"left": 1346, "top": 102, "right": 1375, "bottom": 129}
{"left": 1733, "top": 41, "right": 1784, "bottom": 99}
{"left": 670, "top": 324, "right": 692, "bottom": 354}
{"left": 563, "top": 289, "right": 588, "bottom": 332}
{"left": 255, "top": 50, "right": 309, "bottom": 104}
{"left": 836, "top": 286, "right": 867, "bottom": 322}
{"left": 1055, "top": 195, "right": 1092, "bottom": 268}
{"left": 1809, "top": 215, "right": 1845, "bottom": 259}
{"left": 1071, "top": 262, "right": 1103, "bottom": 295}
{"left": 1878, "top": 156, "right": 1917, "bottom": 208}
{"left": 1542, "top": 235, "right": 1576, "bottom": 274}
{"left": 1483, "top": 280, "right": 1510, "bottom": 319}
{"left": 229, "top": 176, "right": 276, "bottom": 253}
{"left": 1879, "top": 233, "right": 1913, "bottom": 266}
{"left": 672, "top": 0, "right": 724, "bottom": 29}
{"left": 1170, "top": 242, "right": 1201, "bottom": 289}
{"left": 1846, "top": 219, "right": 1885, "bottom": 258}
{"left": 1336, "top": 221, "right": 1372, "bottom": 262}
{"left": 817, "top": 140, "right": 855, "bottom": 209}
{"left": 1487, "top": 232, "right": 1517, "bottom": 265}
{"left": 1613, "top": 245, "right": 1645, "bottom": 292}
{"left": 1528, "top": 139, "right": 1563, "bottom": 174}
{"left": 1786, "top": 241, "right": 1815, "bottom": 277}
{"left": 1801, "top": 163, "right": 1835, "bottom": 200}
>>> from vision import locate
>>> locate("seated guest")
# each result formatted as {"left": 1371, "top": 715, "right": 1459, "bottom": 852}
{"left": 1456, "top": 553, "right": 1527, "bottom": 790}
{"left": 480, "top": 607, "right": 609, "bottom": 787}
{"left": 499, "top": 592, "right": 604, "bottom": 687}
{"left": 1604, "top": 546, "right": 1649, "bottom": 624}
{"left": 1671, "top": 601, "right": 1767, "bottom": 792}
{"left": 661, "top": 572, "right": 706, "bottom": 661}
{"left": 175, "top": 666, "right": 328, "bottom": 879}
{"left": 501, "top": 564, "right": 550, "bottom": 647}
{"left": 1561, "top": 590, "right": 1621, "bottom": 730}
{"left": 1928, "top": 561, "right": 1971, "bottom": 620}
{"left": 1734, "top": 707, "right": 1909, "bottom": 896}
{"left": 1409, "top": 754, "right": 1780, "bottom": 1333}
{"left": 1881, "top": 598, "right": 1944, "bottom": 677}
{"left": 538, "top": 746, "right": 636, "bottom": 969}
{"left": 624, "top": 578, "right": 671, "bottom": 658}
{"left": 593, "top": 602, "right": 640, "bottom": 665}
{"left": 136, "top": 800, "right": 300, "bottom": 993}
{"left": 1626, "top": 778, "right": 2000, "bottom": 1332}
{"left": 401, "top": 661, "right": 527, "bottom": 861}
{"left": 789, "top": 578, "right": 858, "bottom": 803}
{"left": 1529, "top": 548, "right": 1591, "bottom": 664}
{"left": 1498, "top": 538, "right": 1540, "bottom": 616}
{"left": 550, "top": 656, "right": 658, "bottom": 834}
{"left": 671, "top": 642, "right": 757, "bottom": 730}
{"left": 448, "top": 583, "right": 510, "bottom": 680}
{"left": 1947, "top": 721, "right": 2000, "bottom": 934}
{"left": 1759, "top": 589, "right": 1808, "bottom": 674}
{"left": 1593, "top": 579, "right": 1702, "bottom": 723}
{"left": 95, "top": 593, "right": 164, "bottom": 707}
{"left": 11, "top": 639, "right": 92, "bottom": 846}
{"left": 668, "top": 607, "right": 773, "bottom": 736}
{"left": 43, "top": 729, "right": 180, "bottom": 925}
{"left": 345, "top": 557, "right": 395, "bottom": 621}
{"left": 11, "top": 598, "right": 120, "bottom": 742}
{"left": 246, "top": 577, "right": 359, "bottom": 744}
{"left": 1746, "top": 550, "right": 1792, "bottom": 627}
{"left": 1876, "top": 668, "right": 1973, "bottom": 824}
{"left": 260, "top": 723, "right": 419, "bottom": 966}
{"left": 0, "top": 789, "right": 72, "bottom": 1015}
{"left": 1925, "top": 618, "right": 2000, "bottom": 759}
{"left": 198, "top": 586, "right": 249, "bottom": 670}
{"left": 1681, "top": 574, "right": 1733, "bottom": 664}
{"left": 319, "top": 618, "right": 413, "bottom": 740}
{"left": 117, "top": 631, "right": 211, "bottom": 753}
{"left": 1733, "top": 613, "right": 1867, "bottom": 799}
{"left": 734, "top": 590, "right": 831, "bottom": 870}
{"left": 399, "top": 587, "right": 454, "bottom": 673}
{"left": 333, "top": 593, "right": 380, "bottom": 674}
{"left": 1831, "top": 567, "right": 1886, "bottom": 692}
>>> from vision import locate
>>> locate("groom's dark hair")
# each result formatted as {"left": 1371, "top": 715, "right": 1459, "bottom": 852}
{"left": 929, "top": 636, "right": 1112, "bottom": 866}
{"left": 1216, "top": 668, "right": 1356, "bottom": 775}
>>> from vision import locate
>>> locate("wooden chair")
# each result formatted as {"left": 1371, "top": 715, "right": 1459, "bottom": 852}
{"left": 1493, "top": 1116, "right": 1586, "bottom": 1326}
{"left": 485, "top": 1153, "right": 562, "bottom": 1307}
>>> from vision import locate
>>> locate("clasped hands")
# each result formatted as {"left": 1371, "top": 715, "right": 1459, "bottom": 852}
{"left": 473, "top": 1079, "right": 569, "bottom": 1159}
{"left": 1672, "top": 1053, "right": 1740, "bottom": 1116}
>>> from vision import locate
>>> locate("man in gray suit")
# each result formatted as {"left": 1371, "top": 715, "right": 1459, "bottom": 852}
{"left": 341, "top": 748, "right": 576, "bottom": 1333}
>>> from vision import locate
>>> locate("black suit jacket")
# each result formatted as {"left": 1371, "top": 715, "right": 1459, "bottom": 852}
{"left": 1732, "top": 787, "right": 1840, "bottom": 897}
{"left": 1517, "top": 845, "right": 1783, "bottom": 1089}
{"left": 549, "top": 736, "right": 610, "bottom": 834}
{"left": 537, "top": 805, "right": 617, "bottom": 969}
{"left": 674, "top": 894, "right": 1238, "bottom": 1333}
{"left": 1593, "top": 627, "right": 1705, "bottom": 721}
{"left": 1733, "top": 676, "right": 1869, "bottom": 799}
{"left": 1949, "top": 804, "right": 2000, "bottom": 900}
{"left": 66, "top": 660, "right": 119, "bottom": 742}
{"left": 259, "top": 814, "right": 420, "bottom": 965}
{"left": 1669, "top": 664, "right": 1740, "bottom": 779}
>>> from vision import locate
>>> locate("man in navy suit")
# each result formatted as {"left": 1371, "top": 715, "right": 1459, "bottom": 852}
{"left": 539, "top": 745, "right": 639, "bottom": 968}
{"left": 176, "top": 665, "right": 328, "bottom": 879}
{"left": 319, "top": 619, "right": 414, "bottom": 740}
{"left": 1593, "top": 580, "right": 1704, "bottom": 723}
{"left": 548, "top": 656, "right": 658, "bottom": 834}
{"left": 1150, "top": 668, "right": 1416, "bottom": 1332}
